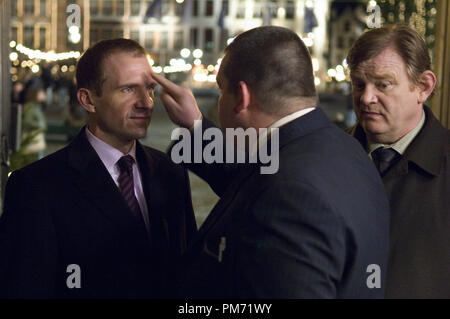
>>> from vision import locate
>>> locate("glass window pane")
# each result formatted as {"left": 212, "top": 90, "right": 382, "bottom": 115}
{"left": 286, "top": 1, "right": 294, "bottom": 19}
{"left": 193, "top": 0, "right": 199, "bottom": 17}
{"left": 116, "top": 0, "right": 125, "bottom": 16}
{"left": 204, "top": 28, "right": 213, "bottom": 51}
{"left": 39, "top": 28, "right": 46, "bottom": 49}
{"left": 103, "top": 0, "right": 113, "bottom": 15}
{"left": 40, "top": 0, "right": 47, "bottom": 16}
{"left": 205, "top": 0, "right": 213, "bottom": 16}
{"left": 131, "top": 0, "right": 141, "bottom": 16}
{"left": 91, "top": 0, "right": 99, "bottom": 15}
{"left": 145, "top": 31, "right": 154, "bottom": 49}
{"left": 24, "top": 0, "right": 35, "bottom": 14}
{"left": 160, "top": 31, "right": 168, "bottom": 49}
{"left": 190, "top": 28, "right": 198, "bottom": 48}
{"left": 12, "top": 0, "right": 18, "bottom": 17}
{"left": 174, "top": 31, "right": 183, "bottom": 49}
{"left": 24, "top": 26, "right": 34, "bottom": 47}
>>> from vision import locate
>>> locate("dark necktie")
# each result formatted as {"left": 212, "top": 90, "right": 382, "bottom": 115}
{"left": 117, "top": 155, "right": 143, "bottom": 221}
{"left": 372, "top": 147, "right": 401, "bottom": 176}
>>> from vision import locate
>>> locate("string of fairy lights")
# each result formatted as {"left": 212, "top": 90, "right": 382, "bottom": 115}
{"left": 8, "top": 40, "right": 223, "bottom": 84}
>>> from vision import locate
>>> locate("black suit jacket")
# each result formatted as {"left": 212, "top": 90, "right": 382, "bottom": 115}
{"left": 175, "top": 108, "right": 390, "bottom": 298}
{"left": 0, "top": 128, "right": 197, "bottom": 298}
{"left": 348, "top": 106, "right": 450, "bottom": 298}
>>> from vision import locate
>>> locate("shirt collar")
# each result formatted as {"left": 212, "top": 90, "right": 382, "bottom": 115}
{"left": 85, "top": 127, "right": 137, "bottom": 171}
{"left": 250, "top": 107, "right": 316, "bottom": 155}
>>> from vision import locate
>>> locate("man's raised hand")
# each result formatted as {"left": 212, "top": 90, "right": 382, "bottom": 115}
{"left": 151, "top": 71, "right": 202, "bottom": 129}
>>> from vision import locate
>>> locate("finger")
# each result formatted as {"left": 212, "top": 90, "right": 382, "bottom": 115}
{"left": 159, "top": 90, "right": 179, "bottom": 111}
{"left": 151, "top": 70, "right": 183, "bottom": 98}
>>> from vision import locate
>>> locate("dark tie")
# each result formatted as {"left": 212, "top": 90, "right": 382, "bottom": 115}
{"left": 372, "top": 147, "right": 401, "bottom": 176}
{"left": 117, "top": 155, "right": 144, "bottom": 221}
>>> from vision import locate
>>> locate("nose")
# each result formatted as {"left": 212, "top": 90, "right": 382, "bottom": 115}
{"left": 136, "top": 88, "right": 154, "bottom": 110}
{"left": 360, "top": 85, "right": 378, "bottom": 106}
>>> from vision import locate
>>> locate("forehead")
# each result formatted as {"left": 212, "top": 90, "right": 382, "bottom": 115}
{"left": 352, "top": 47, "right": 407, "bottom": 80}
{"left": 103, "top": 51, "right": 154, "bottom": 84}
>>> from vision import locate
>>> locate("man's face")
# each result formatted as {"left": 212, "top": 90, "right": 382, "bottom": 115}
{"left": 216, "top": 55, "right": 238, "bottom": 131}
{"left": 351, "top": 47, "right": 423, "bottom": 144}
{"left": 90, "top": 51, "right": 156, "bottom": 147}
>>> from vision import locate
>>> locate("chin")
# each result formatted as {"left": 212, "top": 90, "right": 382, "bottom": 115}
{"left": 361, "top": 121, "right": 388, "bottom": 136}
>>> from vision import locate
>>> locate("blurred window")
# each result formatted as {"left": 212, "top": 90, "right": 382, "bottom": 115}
{"left": 193, "top": 0, "right": 199, "bottom": 17}
{"left": 24, "top": 26, "right": 34, "bottom": 47}
{"left": 190, "top": 28, "right": 198, "bottom": 47}
{"left": 39, "top": 27, "right": 46, "bottom": 49}
{"left": 236, "top": 0, "right": 245, "bottom": 18}
{"left": 116, "top": 0, "right": 125, "bottom": 16}
{"left": 145, "top": 31, "right": 154, "bottom": 48}
{"left": 24, "top": 0, "right": 35, "bottom": 14}
{"left": 253, "top": 0, "right": 263, "bottom": 18}
{"left": 91, "top": 0, "right": 99, "bottom": 15}
{"left": 204, "top": 28, "right": 213, "bottom": 52}
{"left": 160, "top": 31, "right": 168, "bottom": 50}
{"left": 40, "top": 0, "right": 47, "bottom": 16}
{"left": 286, "top": 1, "right": 294, "bottom": 19}
{"left": 174, "top": 30, "right": 183, "bottom": 49}
{"left": 131, "top": 0, "right": 141, "bottom": 16}
{"left": 270, "top": 0, "right": 278, "bottom": 18}
{"left": 90, "top": 28, "right": 99, "bottom": 45}
{"left": 205, "top": 0, "right": 213, "bottom": 16}
{"left": 12, "top": 0, "right": 18, "bottom": 17}
{"left": 103, "top": 0, "right": 113, "bottom": 15}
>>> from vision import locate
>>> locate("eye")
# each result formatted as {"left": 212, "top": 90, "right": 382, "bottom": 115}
{"left": 122, "top": 87, "right": 132, "bottom": 93}
{"left": 352, "top": 82, "right": 365, "bottom": 91}
{"left": 376, "top": 81, "right": 392, "bottom": 90}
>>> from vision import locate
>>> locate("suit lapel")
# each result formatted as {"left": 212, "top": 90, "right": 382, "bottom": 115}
{"left": 136, "top": 143, "right": 170, "bottom": 251}
{"left": 67, "top": 129, "right": 149, "bottom": 239}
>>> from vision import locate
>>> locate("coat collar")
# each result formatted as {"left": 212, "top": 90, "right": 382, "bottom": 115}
{"left": 66, "top": 127, "right": 159, "bottom": 242}
{"left": 348, "top": 106, "right": 448, "bottom": 177}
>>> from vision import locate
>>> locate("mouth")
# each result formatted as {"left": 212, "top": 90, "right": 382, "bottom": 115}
{"left": 130, "top": 116, "right": 150, "bottom": 121}
{"left": 360, "top": 110, "right": 382, "bottom": 118}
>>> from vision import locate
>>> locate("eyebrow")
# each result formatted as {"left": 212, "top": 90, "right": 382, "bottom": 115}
{"left": 116, "top": 81, "right": 157, "bottom": 89}
{"left": 351, "top": 71, "right": 396, "bottom": 82}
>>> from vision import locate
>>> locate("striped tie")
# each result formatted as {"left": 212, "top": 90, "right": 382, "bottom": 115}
{"left": 117, "top": 155, "right": 143, "bottom": 220}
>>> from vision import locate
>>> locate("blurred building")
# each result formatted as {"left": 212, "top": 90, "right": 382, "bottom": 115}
{"left": 328, "top": 1, "right": 364, "bottom": 69}
{"left": 10, "top": 0, "right": 330, "bottom": 88}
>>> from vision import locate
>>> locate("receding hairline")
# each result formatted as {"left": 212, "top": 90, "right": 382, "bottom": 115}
{"left": 91, "top": 49, "right": 148, "bottom": 96}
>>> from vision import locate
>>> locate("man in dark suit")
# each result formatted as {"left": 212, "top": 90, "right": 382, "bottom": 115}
{"left": 346, "top": 25, "right": 450, "bottom": 298}
{"left": 153, "top": 26, "right": 390, "bottom": 298}
{"left": 0, "top": 39, "right": 197, "bottom": 298}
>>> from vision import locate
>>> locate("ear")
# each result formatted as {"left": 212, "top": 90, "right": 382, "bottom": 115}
{"left": 417, "top": 70, "right": 437, "bottom": 104}
{"left": 77, "top": 88, "right": 97, "bottom": 113}
{"left": 233, "top": 81, "right": 251, "bottom": 114}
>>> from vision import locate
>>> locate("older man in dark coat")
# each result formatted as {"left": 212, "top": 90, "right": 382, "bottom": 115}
{"left": 347, "top": 25, "right": 450, "bottom": 298}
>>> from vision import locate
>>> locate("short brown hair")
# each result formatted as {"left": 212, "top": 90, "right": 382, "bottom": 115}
{"left": 76, "top": 38, "right": 146, "bottom": 96}
{"left": 223, "top": 26, "right": 317, "bottom": 115}
{"left": 347, "top": 24, "right": 431, "bottom": 87}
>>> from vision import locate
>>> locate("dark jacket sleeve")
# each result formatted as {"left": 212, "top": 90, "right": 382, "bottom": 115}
{"left": 0, "top": 170, "right": 59, "bottom": 298}
{"left": 168, "top": 117, "right": 243, "bottom": 197}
